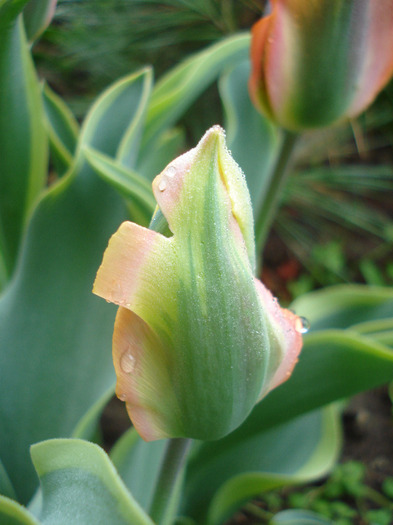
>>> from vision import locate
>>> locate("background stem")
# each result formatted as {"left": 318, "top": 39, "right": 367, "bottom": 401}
{"left": 149, "top": 438, "right": 191, "bottom": 525}
{"left": 255, "top": 130, "right": 299, "bottom": 259}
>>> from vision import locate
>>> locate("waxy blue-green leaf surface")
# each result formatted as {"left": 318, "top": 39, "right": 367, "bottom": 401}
{"left": 0, "top": 70, "right": 151, "bottom": 504}
{"left": 30, "top": 439, "right": 154, "bottom": 525}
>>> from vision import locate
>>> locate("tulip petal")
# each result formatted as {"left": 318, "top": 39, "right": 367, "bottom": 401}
{"left": 113, "top": 307, "right": 182, "bottom": 441}
{"left": 93, "top": 221, "right": 177, "bottom": 332}
{"left": 254, "top": 279, "right": 302, "bottom": 399}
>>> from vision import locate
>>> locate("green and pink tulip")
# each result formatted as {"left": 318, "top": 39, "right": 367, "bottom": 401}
{"left": 93, "top": 126, "right": 303, "bottom": 442}
{"left": 249, "top": 0, "right": 393, "bottom": 131}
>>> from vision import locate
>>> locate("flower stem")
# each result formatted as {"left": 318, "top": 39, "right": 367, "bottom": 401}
{"left": 149, "top": 438, "right": 191, "bottom": 525}
{"left": 254, "top": 130, "right": 299, "bottom": 259}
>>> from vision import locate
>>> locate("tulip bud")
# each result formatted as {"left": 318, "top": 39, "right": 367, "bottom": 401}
{"left": 93, "top": 126, "right": 302, "bottom": 441}
{"left": 249, "top": 0, "right": 393, "bottom": 131}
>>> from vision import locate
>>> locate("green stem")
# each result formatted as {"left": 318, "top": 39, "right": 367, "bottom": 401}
{"left": 255, "top": 130, "right": 299, "bottom": 259}
{"left": 149, "top": 438, "right": 192, "bottom": 525}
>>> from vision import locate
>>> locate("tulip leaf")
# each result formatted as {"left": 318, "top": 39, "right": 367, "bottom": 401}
{"left": 0, "top": 495, "right": 40, "bottom": 525}
{"left": 0, "top": 14, "right": 48, "bottom": 287}
{"left": 291, "top": 284, "right": 393, "bottom": 332}
{"left": 110, "top": 430, "right": 167, "bottom": 511}
{"left": 0, "top": 70, "right": 152, "bottom": 504}
{"left": 30, "top": 439, "right": 154, "bottom": 525}
{"left": 183, "top": 405, "right": 341, "bottom": 524}
{"left": 137, "top": 128, "right": 185, "bottom": 182}
{"left": 219, "top": 60, "right": 279, "bottom": 212}
{"left": 23, "top": 0, "right": 56, "bottom": 43}
{"left": 83, "top": 147, "right": 155, "bottom": 226}
{"left": 139, "top": 33, "right": 250, "bottom": 174}
{"left": 42, "top": 83, "right": 79, "bottom": 176}
{"left": 116, "top": 67, "right": 153, "bottom": 170}
{"left": 71, "top": 386, "right": 115, "bottom": 442}
{"left": 271, "top": 509, "right": 331, "bottom": 524}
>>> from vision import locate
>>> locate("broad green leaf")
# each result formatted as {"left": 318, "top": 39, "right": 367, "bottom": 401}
{"left": 139, "top": 33, "right": 250, "bottom": 174}
{"left": 0, "top": 495, "right": 40, "bottom": 525}
{"left": 183, "top": 406, "right": 341, "bottom": 524}
{"left": 271, "top": 509, "right": 331, "bottom": 524}
{"left": 219, "top": 60, "right": 279, "bottom": 213}
{"left": 83, "top": 147, "right": 155, "bottom": 226}
{"left": 110, "top": 429, "right": 167, "bottom": 511}
{"left": 23, "top": 0, "right": 56, "bottom": 43}
{"left": 30, "top": 439, "right": 154, "bottom": 525}
{"left": 0, "top": 70, "right": 150, "bottom": 504}
{"left": 291, "top": 284, "right": 393, "bottom": 332}
{"left": 42, "top": 83, "right": 79, "bottom": 176}
{"left": 0, "top": 14, "right": 48, "bottom": 287}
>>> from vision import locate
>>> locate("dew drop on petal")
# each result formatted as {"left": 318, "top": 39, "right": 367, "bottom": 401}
{"left": 158, "top": 179, "right": 167, "bottom": 191}
{"left": 295, "top": 316, "right": 310, "bottom": 334}
{"left": 165, "top": 165, "right": 176, "bottom": 178}
{"left": 120, "top": 351, "right": 135, "bottom": 373}
{"left": 118, "top": 392, "right": 127, "bottom": 401}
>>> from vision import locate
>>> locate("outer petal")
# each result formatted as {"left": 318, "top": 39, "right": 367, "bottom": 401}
{"left": 113, "top": 307, "right": 182, "bottom": 441}
{"left": 93, "top": 221, "right": 176, "bottom": 334}
{"left": 254, "top": 279, "right": 302, "bottom": 400}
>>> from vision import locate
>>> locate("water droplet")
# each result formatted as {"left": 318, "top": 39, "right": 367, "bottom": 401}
{"left": 165, "top": 165, "right": 176, "bottom": 178}
{"left": 118, "top": 392, "right": 126, "bottom": 401}
{"left": 158, "top": 179, "right": 167, "bottom": 191}
{"left": 120, "top": 351, "right": 135, "bottom": 373}
{"left": 295, "top": 316, "right": 310, "bottom": 334}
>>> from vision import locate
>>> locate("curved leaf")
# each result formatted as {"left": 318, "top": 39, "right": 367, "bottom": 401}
{"left": 30, "top": 439, "right": 154, "bottom": 525}
{"left": 23, "top": 0, "right": 56, "bottom": 43}
{"left": 291, "top": 284, "right": 393, "bottom": 332}
{"left": 205, "top": 406, "right": 341, "bottom": 525}
{"left": 42, "top": 82, "right": 79, "bottom": 175}
{"left": 183, "top": 406, "right": 340, "bottom": 523}
{"left": 0, "top": 495, "right": 40, "bottom": 525}
{"left": 83, "top": 147, "right": 155, "bottom": 226}
{"left": 110, "top": 429, "right": 167, "bottom": 511}
{"left": 0, "top": 14, "right": 48, "bottom": 286}
{"left": 139, "top": 33, "right": 250, "bottom": 174}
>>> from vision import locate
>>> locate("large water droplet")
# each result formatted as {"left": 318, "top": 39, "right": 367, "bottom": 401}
{"left": 158, "top": 179, "right": 167, "bottom": 191}
{"left": 118, "top": 392, "right": 127, "bottom": 401}
{"left": 295, "top": 316, "right": 310, "bottom": 334}
{"left": 120, "top": 351, "right": 135, "bottom": 373}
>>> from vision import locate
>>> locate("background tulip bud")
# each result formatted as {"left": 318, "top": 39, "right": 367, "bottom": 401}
{"left": 249, "top": 0, "right": 393, "bottom": 131}
{"left": 93, "top": 126, "right": 302, "bottom": 442}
